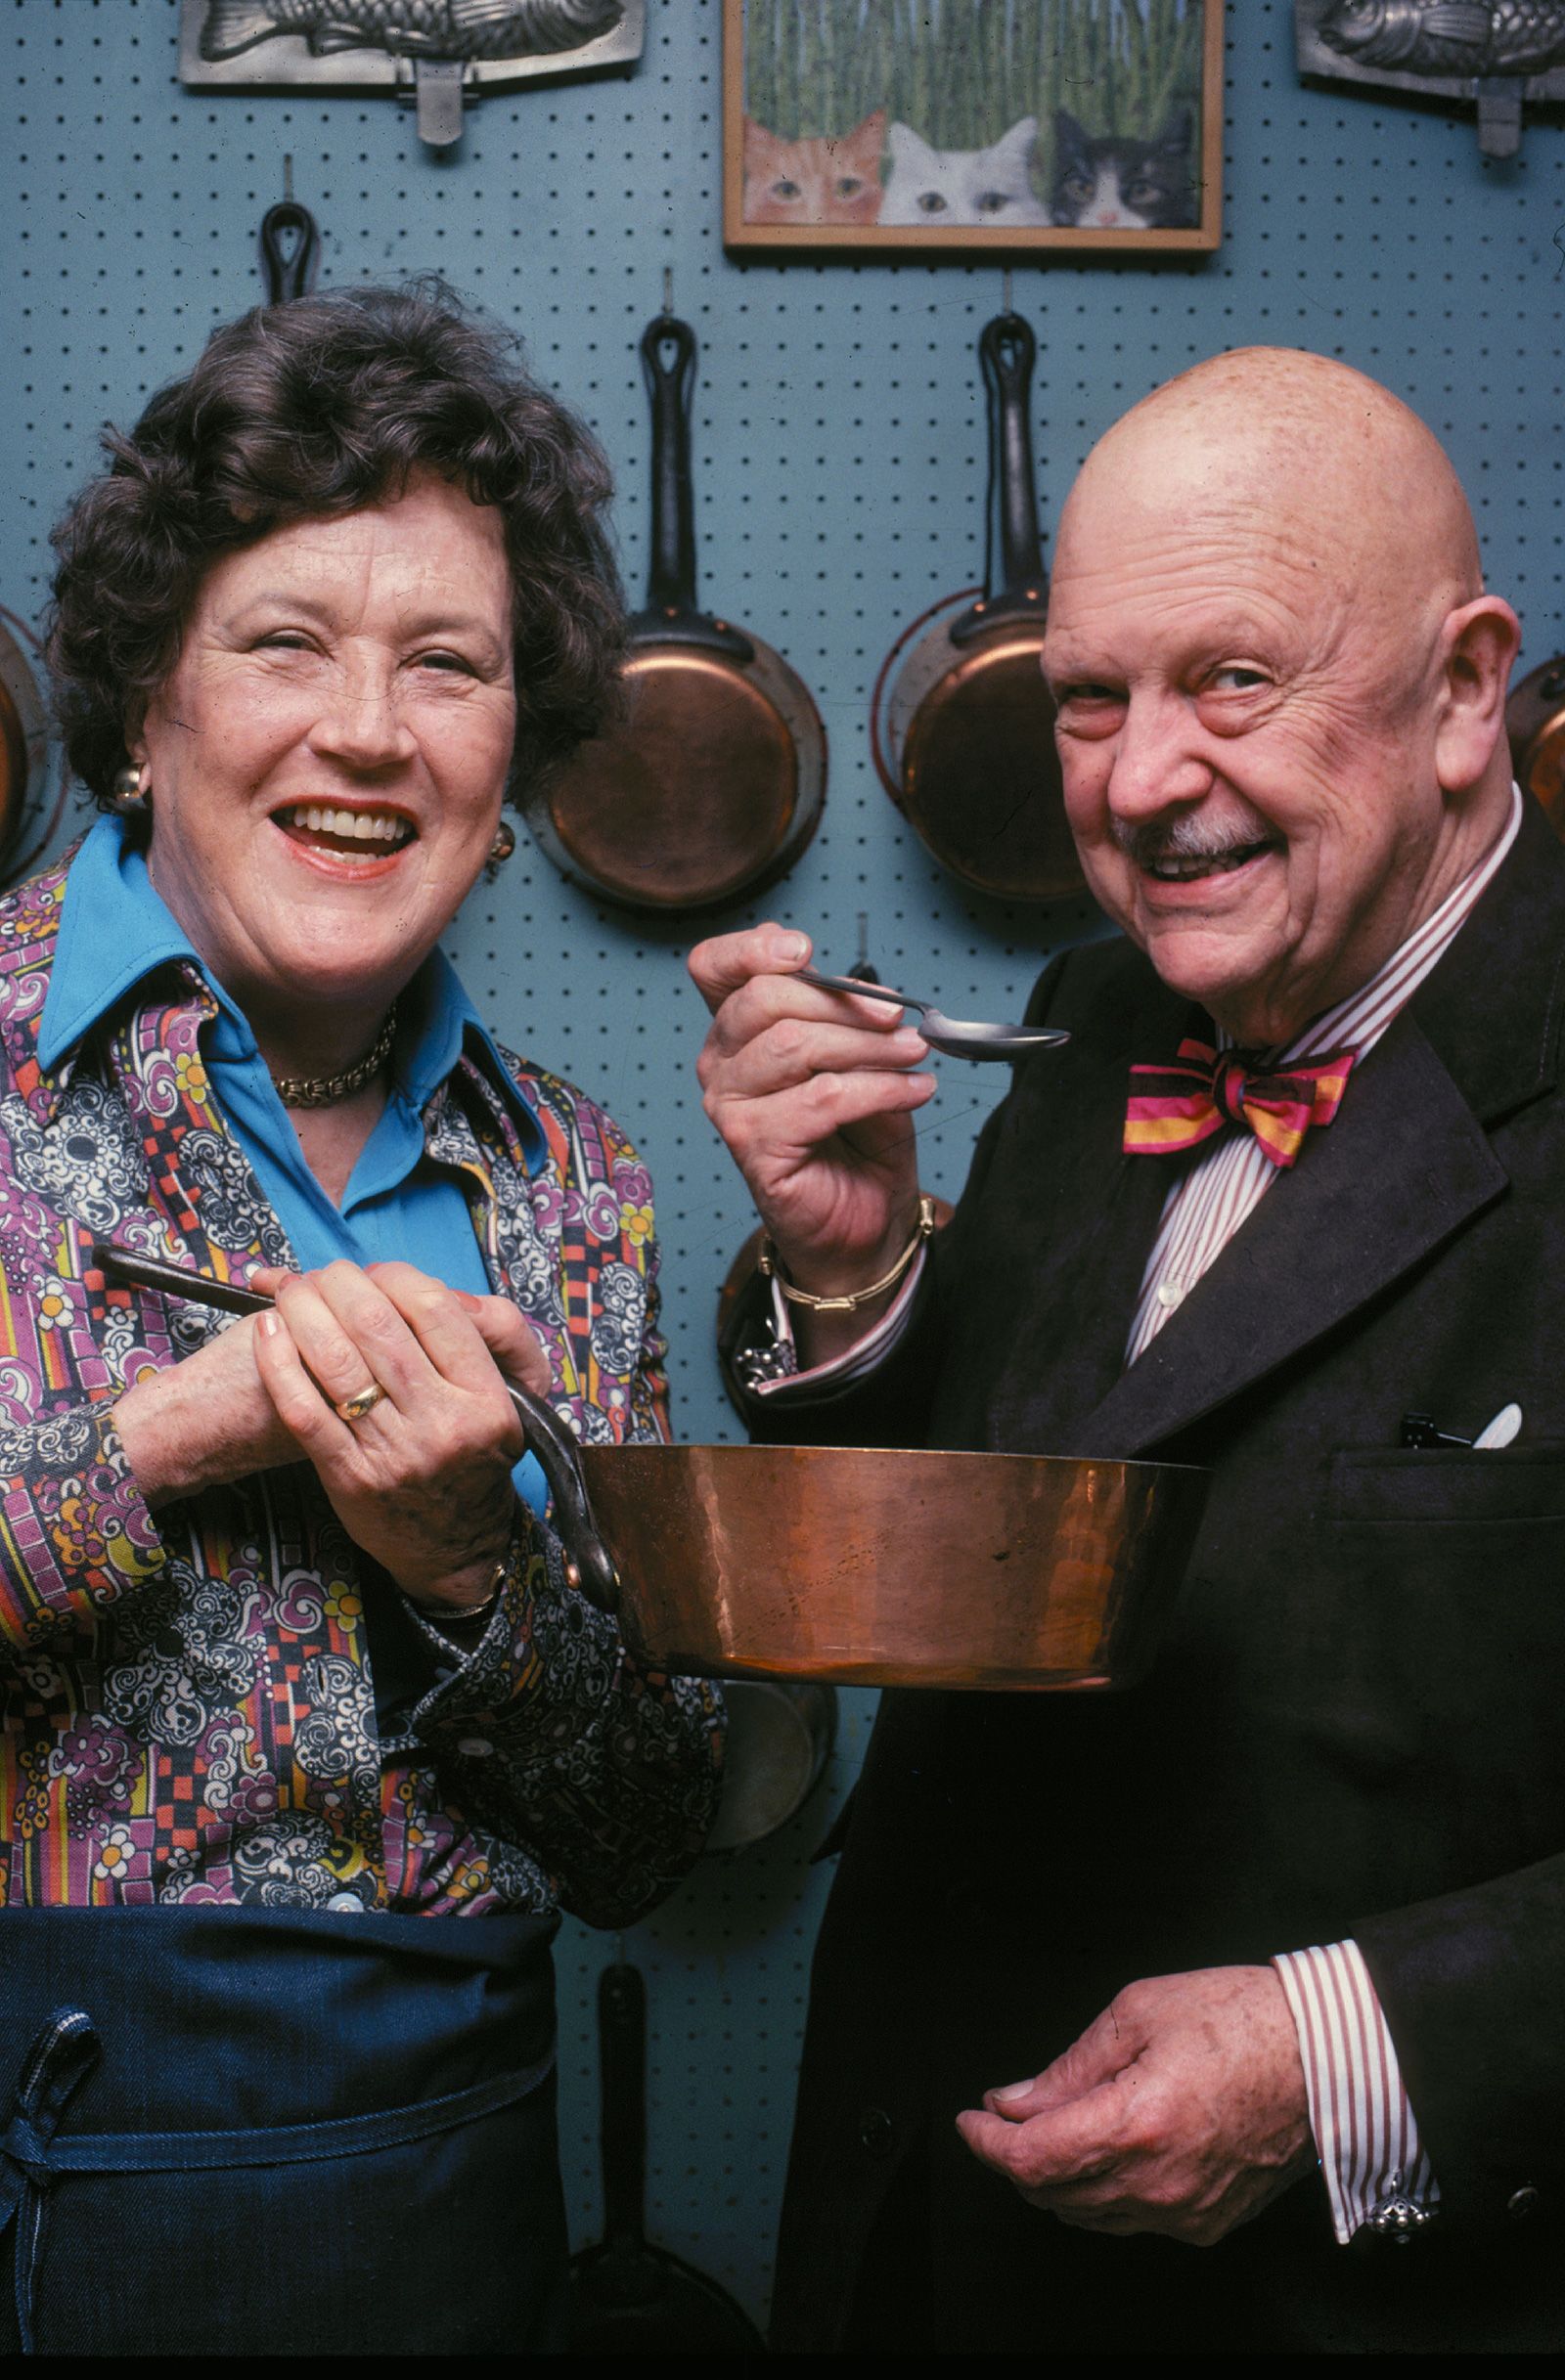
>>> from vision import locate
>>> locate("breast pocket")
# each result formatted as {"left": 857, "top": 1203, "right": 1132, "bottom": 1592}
{"left": 1326, "top": 1443, "right": 1565, "bottom": 1879}
{"left": 1332, "top": 1443, "right": 1565, "bottom": 1529}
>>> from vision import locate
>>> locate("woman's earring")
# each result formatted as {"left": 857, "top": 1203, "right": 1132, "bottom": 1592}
{"left": 112, "top": 763, "right": 150, "bottom": 815}
{"left": 484, "top": 819, "right": 516, "bottom": 883}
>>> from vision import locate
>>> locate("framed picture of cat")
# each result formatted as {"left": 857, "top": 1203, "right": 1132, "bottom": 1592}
{"left": 724, "top": 0, "right": 1224, "bottom": 254}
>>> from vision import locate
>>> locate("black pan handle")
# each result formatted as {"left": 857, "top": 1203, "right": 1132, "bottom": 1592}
{"left": 260, "top": 200, "right": 319, "bottom": 305}
{"left": 950, "top": 312, "right": 1049, "bottom": 648}
{"left": 642, "top": 316, "right": 697, "bottom": 616}
{"left": 480, "top": 1377, "right": 622, "bottom": 1619}
{"left": 981, "top": 311, "right": 1047, "bottom": 595}
{"left": 598, "top": 1961, "right": 648, "bottom": 2249}
{"left": 633, "top": 316, "right": 753, "bottom": 660}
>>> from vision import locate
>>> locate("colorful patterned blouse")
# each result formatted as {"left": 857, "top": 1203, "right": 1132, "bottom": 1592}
{"left": 0, "top": 844, "right": 723, "bottom": 1917}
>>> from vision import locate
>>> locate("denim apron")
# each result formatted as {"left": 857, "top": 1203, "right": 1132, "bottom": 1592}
{"left": 0, "top": 1905, "right": 565, "bottom": 2356}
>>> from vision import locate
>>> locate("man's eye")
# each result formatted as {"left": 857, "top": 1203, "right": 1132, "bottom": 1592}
{"left": 1207, "top": 666, "right": 1268, "bottom": 692}
{"left": 917, "top": 191, "right": 949, "bottom": 214}
{"left": 834, "top": 176, "right": 863, "bottom": 198}
{"left": 772, "top": 178, "right": 802, "bottom": 200}
{"left": 975, "top": 191, "right": 1010, "bottom": 214}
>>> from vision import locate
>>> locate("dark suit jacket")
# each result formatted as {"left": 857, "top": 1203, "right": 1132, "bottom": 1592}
{"left": 739, "top": 796, "right": 1565, "bottom": 2354}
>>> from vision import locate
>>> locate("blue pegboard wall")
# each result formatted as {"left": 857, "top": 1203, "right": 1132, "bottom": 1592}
{"left": 5, "top": 0, "right": 1565, "bottom": 2331}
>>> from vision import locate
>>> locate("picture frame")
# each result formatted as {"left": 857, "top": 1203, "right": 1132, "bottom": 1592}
{"left": 723, "top": 0, "right": 1223, "bottom": 255}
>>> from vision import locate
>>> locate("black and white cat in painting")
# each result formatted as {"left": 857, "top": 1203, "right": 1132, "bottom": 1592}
{"left": 1050, "top": 108, "right": 1195, "bottom": 230}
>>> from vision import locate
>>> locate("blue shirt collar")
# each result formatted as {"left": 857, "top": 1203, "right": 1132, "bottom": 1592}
{"left": 42, "top": 815, "right": 544, "bottom": 1165}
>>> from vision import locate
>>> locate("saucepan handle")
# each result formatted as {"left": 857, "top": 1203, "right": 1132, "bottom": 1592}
{"left": 641, "top": 313, "right": 699, "bottom": 616}
{"left": 504, "top": 1380, "right": 622, "bottom": 1617}
{"left": 259, "top": 200, "right": 319, "bottom": 305}
{"left": 978, "top": 309, "right": 1048, "bottom": 598}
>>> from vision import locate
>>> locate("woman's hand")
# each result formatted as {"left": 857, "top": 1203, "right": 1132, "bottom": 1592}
{"left": 689, "top": 924, "right": 935, "bottom": 1340}
{"left": 113, "top": 1258, "right": 550, "bottom": 1611}
{"left": 113, "top": 1307, "right": 305, "bottom": 1508}
{"left": 250, "top": 1260, "right": 546, "bottom": 1609}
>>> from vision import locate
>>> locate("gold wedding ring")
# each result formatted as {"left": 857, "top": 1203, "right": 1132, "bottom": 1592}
{"left": 334, "top": 1382, "right": 387, "bottom": 1425}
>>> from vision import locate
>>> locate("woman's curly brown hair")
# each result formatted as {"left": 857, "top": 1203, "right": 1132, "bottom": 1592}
{"left": 47, "top": 279, "right": 626, "bottom": 808}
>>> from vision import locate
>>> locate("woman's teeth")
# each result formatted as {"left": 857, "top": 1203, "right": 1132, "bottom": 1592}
{"left": 279, "top": 804, "right": 413, "bottom": 851}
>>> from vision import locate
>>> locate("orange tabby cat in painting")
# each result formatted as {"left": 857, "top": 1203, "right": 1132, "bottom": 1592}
{"left": 743, "top": 110, "right": 886, "bottom": 224}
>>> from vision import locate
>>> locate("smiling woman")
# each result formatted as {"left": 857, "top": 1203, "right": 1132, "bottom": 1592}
{"left": 0, "top": 286, "right": 722, "bottom": 2358}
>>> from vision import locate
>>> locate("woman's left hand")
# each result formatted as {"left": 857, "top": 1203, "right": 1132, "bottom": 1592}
{"left": 249, "top": 1258, "right": 549, "bottom": 1610}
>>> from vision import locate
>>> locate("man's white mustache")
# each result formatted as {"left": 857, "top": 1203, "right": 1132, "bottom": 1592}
{"left": 1111, "top": 810, "right": 1275, "bottom": 867}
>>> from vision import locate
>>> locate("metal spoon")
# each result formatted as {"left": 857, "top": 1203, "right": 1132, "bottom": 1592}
{"left": 794, "top": 965, "right": 1069, "bottom": 1062}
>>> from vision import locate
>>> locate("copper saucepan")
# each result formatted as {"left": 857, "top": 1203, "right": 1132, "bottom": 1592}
{"left": 514, "top": 1397, "right": 1208, "bottom": 1695}
{"left": 525, "top": 313, "right": 827, "bottom": 911}
{"left": 1507, "top": 651, "right": 1565, "bottom": 836}
{"left": 872, "top": 310, "right": 1082, "bottom": 904}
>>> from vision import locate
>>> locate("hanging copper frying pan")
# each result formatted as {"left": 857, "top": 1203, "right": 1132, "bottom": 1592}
{"left": 0, "top": 612, "right": 55, "bottom": 879}
{"left": 524, "top": 314, "right": 827, "bottom": 912}
{"left": 1507, "top": 651, "right": 1565, "bottom": 837}
{"left": 872, "top": 310, "right": 1081, "bottom": 904}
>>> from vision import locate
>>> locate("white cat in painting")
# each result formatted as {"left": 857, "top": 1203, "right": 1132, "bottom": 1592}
{"left": 879, "top": 115, "right": 1049, "bottom": 228}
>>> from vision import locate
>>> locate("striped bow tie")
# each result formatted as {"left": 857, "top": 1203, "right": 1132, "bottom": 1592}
{"left": 1124, "top": 1036, "right": 1358, "bottom": 1169}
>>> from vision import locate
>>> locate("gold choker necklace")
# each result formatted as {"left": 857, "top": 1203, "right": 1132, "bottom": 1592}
{"left": 271, "top": 1003, "right": 397, "bottom": 1110}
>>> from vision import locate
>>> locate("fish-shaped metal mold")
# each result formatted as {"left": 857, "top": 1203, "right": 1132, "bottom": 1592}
{"left": 1319, "top": 0, "right": 1565, "bottom": 75}
{"left": 200, "top": 0, "right": 624, "bottom": 63}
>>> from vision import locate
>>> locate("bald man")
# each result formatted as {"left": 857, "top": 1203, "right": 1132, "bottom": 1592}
{"left": 691, "top": 351, "right": 1562, "bottom": 2354}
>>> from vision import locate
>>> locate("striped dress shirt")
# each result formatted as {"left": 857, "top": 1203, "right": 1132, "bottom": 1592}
{"left": 757, "top": 785, "right": 1522, "bottom": 2241}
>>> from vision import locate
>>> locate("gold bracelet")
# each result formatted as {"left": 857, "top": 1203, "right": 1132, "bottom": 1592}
{"left": 757, "top": 1195, "right": 936, "bottom": 1315}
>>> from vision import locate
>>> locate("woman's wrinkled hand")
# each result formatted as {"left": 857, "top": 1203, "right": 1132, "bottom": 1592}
{"left": 114, "top": 1258, "right": 550, "bottom": 1611}
{"left": 688, "top": 923, "right": 936, "bottom": 1310}
{"left": 249, "top": 1259, "right": 545, "bottom": 1609}
{"left": 113, "top": 1304, "right": 305, "bottom": 1509}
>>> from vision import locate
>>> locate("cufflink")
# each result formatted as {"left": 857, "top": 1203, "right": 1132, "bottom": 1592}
{"left": 1363, "top": 2190, "right": 1437, "bottom": 2244}
{"left": 734, "top": 1334, "right": 799, "bottom": 1390}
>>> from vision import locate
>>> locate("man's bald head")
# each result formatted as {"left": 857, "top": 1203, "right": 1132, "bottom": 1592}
{"left": 1043, "top": 347, "right": 1520, "bottom": 1046}
{"left": 1061, "top": 348, "right": 1483, "bottom": 656}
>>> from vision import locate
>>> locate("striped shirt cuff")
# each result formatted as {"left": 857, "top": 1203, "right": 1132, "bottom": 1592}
{"left": 1274, "top": 1939, "right": 1440, "bottom": 2243}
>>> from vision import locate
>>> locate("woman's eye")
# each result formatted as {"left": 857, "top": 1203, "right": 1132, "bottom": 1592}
{"left": 772, "top": 178, "right": 801, "bottom": 200}
{"left": 917, "top": 191, "right": 949, "bottom": 214}
{"left": 415, "top": 650, "right": 474, "bottom": 676}
{"left": 256, "top": 632, "right": 313, "bottom": 652}
{"left": 834, "top": 176, "right": 863, "bottom": 198}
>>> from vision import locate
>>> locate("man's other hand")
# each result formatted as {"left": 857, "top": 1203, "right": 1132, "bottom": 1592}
{"left": 956, "top": 1964, "right": 1315, "bottom": 2246}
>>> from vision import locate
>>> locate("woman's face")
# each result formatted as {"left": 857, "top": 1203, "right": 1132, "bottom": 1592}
{"left": 132, "top": 472, "right": 516, "bottom": 1037}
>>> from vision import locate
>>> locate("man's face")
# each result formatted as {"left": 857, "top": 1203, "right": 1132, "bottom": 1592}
{"left": 1041, "top": 458, "right": 1453, "bottom": 1046}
